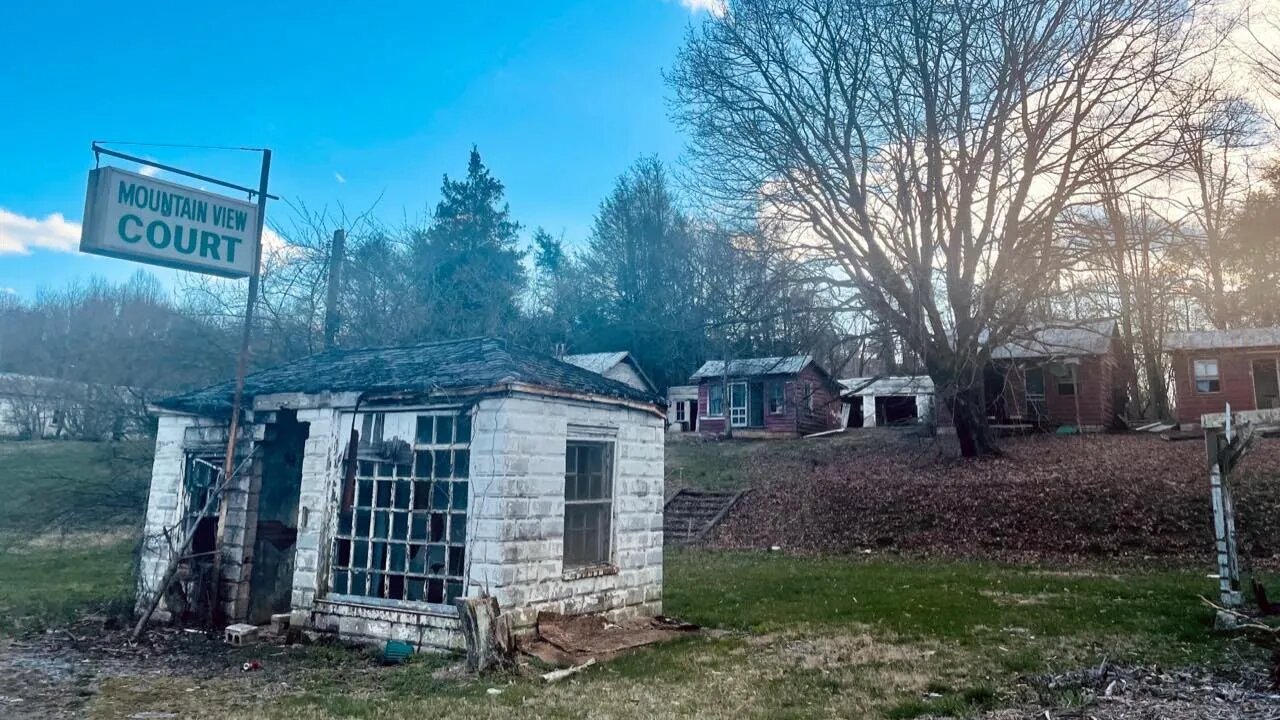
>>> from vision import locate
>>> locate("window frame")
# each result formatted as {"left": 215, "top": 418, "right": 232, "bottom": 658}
{"left": 803, "top": 381, "right": 815, "bottom": 413}
{"left": 768, "top": 381, "right": 785, "bottom": 415}
{"left": 706, "top": 383, "right": 724, "bottom": 417}
{"left": 675, "top": 401, "right": 686, "bottom": 422}
{"left": 1194, "top": 358, "right": 1221, "bottom": 394}
{"left": 327, "top": 409, "right": 472, "bottom": 615}
{"left": 1053, "top": 363, "right": 1078, "bottom": 397}
{"left": 562, "top": 439, "right": 616, "bottom": 570}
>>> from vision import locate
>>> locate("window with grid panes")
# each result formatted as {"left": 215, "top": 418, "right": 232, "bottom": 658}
{"left": 329, "top": 411, "right": 471, "bottom": 608}
{"left": 563, "top": 441, "right": 614, "bottom": 568}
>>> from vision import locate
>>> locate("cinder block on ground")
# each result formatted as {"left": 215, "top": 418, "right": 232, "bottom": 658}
{"left": 224, "top": 623, "right": 259, "bottom": 646}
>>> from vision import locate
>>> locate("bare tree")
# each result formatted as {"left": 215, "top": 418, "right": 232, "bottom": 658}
{"left": 671, "top": 0, "right": 1219, "bottom": 455}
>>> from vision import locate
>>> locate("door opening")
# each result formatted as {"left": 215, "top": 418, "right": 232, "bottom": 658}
{"left": 248, "top": 410, "right": 310, "bottom": 624}
{"left": 1253, "top": 358, "right": 1279, "bottom": 410}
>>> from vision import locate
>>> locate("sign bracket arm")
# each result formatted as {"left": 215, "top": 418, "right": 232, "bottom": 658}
{"left": 90, "top": 143, "right": 280, "bottom": 200}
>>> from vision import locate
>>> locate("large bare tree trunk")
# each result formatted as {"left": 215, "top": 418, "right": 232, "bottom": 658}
{"left": 947, "top": 381, "right": 998, "bottom": 458}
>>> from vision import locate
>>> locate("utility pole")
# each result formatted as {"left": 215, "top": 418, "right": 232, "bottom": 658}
{"left": 324, "top": 228, "right": 345, "bottom": 350}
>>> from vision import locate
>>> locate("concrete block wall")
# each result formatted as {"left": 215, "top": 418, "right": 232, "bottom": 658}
{"left": 471, "top": 395, "right": 665, "bottom": 629}
{"left": 136, "top": 414, "right": 197, "bottom": 619}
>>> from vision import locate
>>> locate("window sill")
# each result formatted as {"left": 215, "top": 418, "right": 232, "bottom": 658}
{"left": 562, "top": 563, "right": 619, "bottom": 581}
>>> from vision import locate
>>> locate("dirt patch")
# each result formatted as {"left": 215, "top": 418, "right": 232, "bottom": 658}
{"left": 0, "top": 619, "right": 377, "bottom": 720}
{"left": 708, "top": 434, "right": 1280, "bottom": 561}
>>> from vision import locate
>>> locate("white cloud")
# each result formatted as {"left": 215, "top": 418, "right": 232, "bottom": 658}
{"left": 679, "top": 0, "right": 726, "bottom": 17}
{"left": 334, "top": 171, "right": 346, "bottom": 184}
{"left": 1, "top": 287, "right": 16, "bottom": 295}
{"left": 138, "top": 164, "right": 161, "bottom": 177}
{"left": 0, "top": 208, "right": 80, "bottom": 255}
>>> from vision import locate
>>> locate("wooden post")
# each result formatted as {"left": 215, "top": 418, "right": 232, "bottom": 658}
{"left": 323, "top": 228, "right": 345, "bottom": 350}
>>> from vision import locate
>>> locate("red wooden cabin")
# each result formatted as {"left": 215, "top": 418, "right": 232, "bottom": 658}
{"left": 690, "top": 356, "right": 843, "bottom": 437}
{"left": 1166, "top": 327, "right": 1280, "bottom": 427}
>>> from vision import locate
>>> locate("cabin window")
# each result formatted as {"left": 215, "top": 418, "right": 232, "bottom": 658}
{"left": 1194, "top": 359, "right": 1220, "bottom": 393}
{"left": 1053, "top": 363, "right": 1077, "bottom": 396}
{"left": 768, "top": 381, "right": 785, "bottom": 414}
{"left": 804, "top": 382, "right": 815, "bottom": 412}
{"left": 675, "top": 402, "right": 686, "bottom": 422}
{"left": 563, "top": 441, "right": 613, "bottom": 568}
{"left": 707, "top": 384, "right": 724, "bottom": 417}
{"left": 329, "top": 411, "right": 471, "bottom": 608}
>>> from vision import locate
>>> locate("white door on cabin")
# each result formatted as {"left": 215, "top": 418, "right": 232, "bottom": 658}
{"left": 729, "top": 381, "right": 748, "bottom": 427}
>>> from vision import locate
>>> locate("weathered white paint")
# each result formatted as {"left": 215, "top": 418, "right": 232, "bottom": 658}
{"left": 138, "top": 390, "right": 665, "bottom": 650}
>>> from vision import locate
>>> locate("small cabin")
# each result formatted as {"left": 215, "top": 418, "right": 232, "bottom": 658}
{"left": 986, "top": 320, "right": 1125, "bottom": 432}
{"left": 561, "top": 352, "right": 656, "bottom": 394}
{"left": 137, "top": 337, "right": 666, "bottom": 651}
{"left": 665, "top": 385, "right": 699, "bottom": 433}
{"left": 1166, "top": 327, "right": 1280, "bottom": 428}
{"left": 689, "top": 355, "right": 842, "bottom": 437}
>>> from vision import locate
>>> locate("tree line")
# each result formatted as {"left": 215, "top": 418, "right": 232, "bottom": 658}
{"left": 4, "top": 0, "right": 1280, "bottom": 456}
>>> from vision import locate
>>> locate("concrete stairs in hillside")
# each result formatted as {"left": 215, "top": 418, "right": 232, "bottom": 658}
{"left": 663, "top": 489, "right": 745, "bottom": 545}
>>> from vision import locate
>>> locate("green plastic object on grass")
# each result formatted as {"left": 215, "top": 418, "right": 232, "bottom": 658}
{"left": 1055, "top": 425, "right": 1079, "bottom": 435}
{"left": 383, "top": 640, "right": 414, "bottom": 665}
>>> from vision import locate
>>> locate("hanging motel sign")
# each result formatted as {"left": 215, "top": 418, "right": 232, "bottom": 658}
{"left": 80, "top": 166, "right": 259, "bottom": 278}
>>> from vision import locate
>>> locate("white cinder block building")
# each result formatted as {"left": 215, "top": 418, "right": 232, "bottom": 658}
{"left": 138, "top": 337, "right": 666, "bottom": 650}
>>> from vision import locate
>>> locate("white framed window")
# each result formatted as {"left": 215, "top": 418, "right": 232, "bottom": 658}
{"left": 729, "top": 381, "right": 748, "bottom": 427}
{"left": 675, "top": 402, "right": 686, "bottom": 422}
{"left": 564, "top": 440, "right": 614, "bottom": 568}
{"left": 768, "top": 381, "right": 785, "bottom": 414}
{"left": 707, "top": 384, "right": 724, "bottom": 417}
{"left": 1194, "top": 359, "right": 1220, "bottom": 393}
{"left": 329, "top": 411, "right": 471, "bottom": 608}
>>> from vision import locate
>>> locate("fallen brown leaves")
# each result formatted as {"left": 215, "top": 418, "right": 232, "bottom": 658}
{"left": 709, "top": 433, "right": 1280, "bottom": 562}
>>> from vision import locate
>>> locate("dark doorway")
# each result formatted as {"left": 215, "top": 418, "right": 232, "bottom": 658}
{"left": 847, "top": 400, "right": 865, "bottom": 428}
{"left": 1254, "top": 359, "right": 1279, "bottom": 410}
{"left": 749, "top": 382, "right": 765, "bottom": 427}
{"left": 876, "top": 396, "right": 918, "bottom": 425}
{"left": 248, "top": 410, "right": 309, "bottom": 624}
{"left": 687, "top": 401, "right": 698, "bottom": 432}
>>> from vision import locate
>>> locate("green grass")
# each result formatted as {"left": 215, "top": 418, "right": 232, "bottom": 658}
{"left": 0, "top": 540, "right": 135, "bottom": 635}
{"left": 9, "top": 548, "right": 1247, "bottom": 719}
{"left": 0, "top": 440, "right": 151, "bottom": 538}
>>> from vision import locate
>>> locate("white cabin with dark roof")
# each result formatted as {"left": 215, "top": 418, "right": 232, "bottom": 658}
{"left": 137, "top": 337, "right": 665, "bottom": 650}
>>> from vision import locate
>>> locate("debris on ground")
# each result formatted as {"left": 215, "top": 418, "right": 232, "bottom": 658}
{"left": 709, "top": 434, "right": 1280, "bottom": 562}
{"left": 519, "top": 612, "right": 699, "bottom": 668}
{"left": 995, "top": 664, "right": 1280, "bottom": 719}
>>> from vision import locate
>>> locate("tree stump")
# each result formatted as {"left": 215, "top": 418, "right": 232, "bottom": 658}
{"left": 455, "top": 596, "right": 514, "bottom": 673}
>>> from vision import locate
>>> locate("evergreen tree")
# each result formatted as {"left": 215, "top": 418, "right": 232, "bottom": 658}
{"left": 409, "top": 147, "right": 526, "bottom": 338}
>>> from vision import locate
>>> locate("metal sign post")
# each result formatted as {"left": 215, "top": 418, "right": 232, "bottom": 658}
{"left": 83, "top": 142, "right": 273, "bottom": 631}
{"left": 220, "top": 149, "right": 271, "bottom": 489}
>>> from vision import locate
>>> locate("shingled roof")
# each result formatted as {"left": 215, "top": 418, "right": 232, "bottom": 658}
{"left": 1166, "top": 327, "right": 1280, "bottom": 351}
{"left": 155, "top": 337, "right": 663, "bottom": 416}
{"left": 690, "top": 355, "right": 815, "bottom": 380}
{"left": 990, "top": 320, "right": 1117, "bottom": 359}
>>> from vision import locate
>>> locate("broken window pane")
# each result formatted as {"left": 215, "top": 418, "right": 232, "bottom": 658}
{"left": 415, "top": 416, "right": 434, "bottom": 444}
{"left": 330, "top": 411, "right": 470, "bottom": 604}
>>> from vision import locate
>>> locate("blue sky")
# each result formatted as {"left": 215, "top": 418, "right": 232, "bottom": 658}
{"left": 0, "top": 0, "right": 721, "bottom": 298}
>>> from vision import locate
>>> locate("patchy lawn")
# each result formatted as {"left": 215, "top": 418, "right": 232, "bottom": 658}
{"left": 672, "top": 431, "right": 1280, "bottom": 562}
{"left": 0, "top": 547, "right": 1269, "bottom": 719}
{"left": 0, "top": 440, "right": 151, "bottom": 543}
{"left": 0, "top": 542, "right": 134, "bottom": 637}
